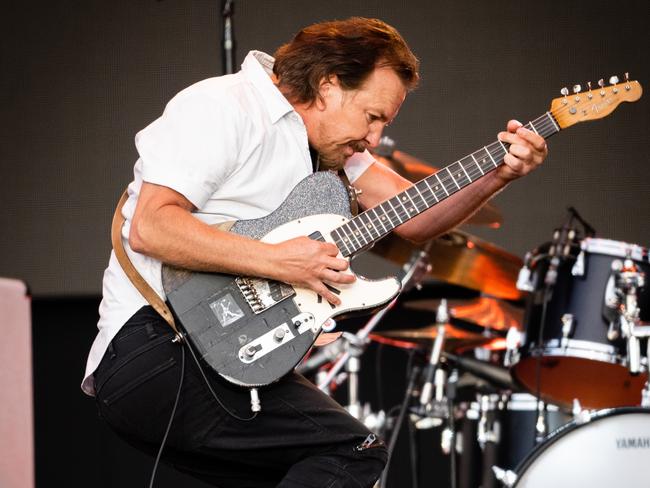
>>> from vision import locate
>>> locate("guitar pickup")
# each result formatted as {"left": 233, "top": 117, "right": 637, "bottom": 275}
{"left": 238, "top": 312, "right": 315, "bottom": 364}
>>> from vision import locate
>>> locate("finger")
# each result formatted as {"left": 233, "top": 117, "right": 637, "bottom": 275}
{"left": 313, "top": 283, "right": 340, "bottom": 306}
{"left": 506, "top": 119, "right": 523, "bottom": 133}
{"left": 515, "top": 126, "right": 547, "bottom": 152}
{"left": 502, "top": 153, "right": 526, "bottom": 175}
{"left": 507, "top": 143, "right": 533, "bottom": 162}
{"left": 321, "top": 268, "right": 356, "bottom": 285}
{"left": 323, "top": 256, "right": 350, "bottom": 272}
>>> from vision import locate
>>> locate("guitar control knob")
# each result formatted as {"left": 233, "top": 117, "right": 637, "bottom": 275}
{"left": 274, "top": 328, "right": 286, "bottom": 342}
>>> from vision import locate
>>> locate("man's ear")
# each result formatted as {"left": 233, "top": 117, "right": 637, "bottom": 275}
{"left": 316, "top": 74, "right": 340, "bottom": 110}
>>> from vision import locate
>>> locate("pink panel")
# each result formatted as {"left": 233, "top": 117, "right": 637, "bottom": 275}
{"left": 0, "top": 278, "right": 34, "bottom": 488}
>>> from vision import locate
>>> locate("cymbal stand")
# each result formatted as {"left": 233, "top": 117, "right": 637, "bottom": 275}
{"left": 317, "top": 249, "right": 431, "bottom": 424}
{"left": 317, "top": 296, "right": 399, "bottom": 423}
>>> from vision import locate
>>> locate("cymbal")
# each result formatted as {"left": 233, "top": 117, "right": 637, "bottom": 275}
{"left": 403, "top": 297, "right": 524, "bottom": 332}
{"left": 372, "top": 150, "right": 503, "bottom": 227}
{"left": 376, "top": 323, "right": 494, "bottom": 352}
{"left": 371, "top": 230, "right": 524, "bottom": 300}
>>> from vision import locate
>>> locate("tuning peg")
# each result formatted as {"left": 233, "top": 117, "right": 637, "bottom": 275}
{"left": 560, "top": 86, "right": 569, "bottom": 104}
{"left": 587, "top": 81, "right": 593, "bottom": 99}
{"left": 572, "top": 84, "right": 582, "bottom": 94}
{"left": 598, "top": 78, "right": 606, "bottom": 96}
{"left": 609, "top": 75, "right": 619, "bottom": 85}
{"left": 624, "top": 72, "right": 632, "bottom": 91}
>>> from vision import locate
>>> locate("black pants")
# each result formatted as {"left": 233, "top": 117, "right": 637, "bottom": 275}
{"left": 94, "top": 306, "right": 387, "bottom": 487}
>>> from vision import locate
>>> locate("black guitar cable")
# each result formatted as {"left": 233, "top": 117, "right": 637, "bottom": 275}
{"left": 149, "top": 345, "right": 185, "bottom": 488}
{"left": 148, "top": 338, "right": 258, "bottom": 488}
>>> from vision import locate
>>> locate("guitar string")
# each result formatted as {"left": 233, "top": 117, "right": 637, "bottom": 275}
{"left": 335, "top": 84, "right": 633, "bottom": 254}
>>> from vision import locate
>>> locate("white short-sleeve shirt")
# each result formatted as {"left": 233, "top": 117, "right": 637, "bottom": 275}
{"left": 82, "top": 51, "right": 375, "bottom": 395}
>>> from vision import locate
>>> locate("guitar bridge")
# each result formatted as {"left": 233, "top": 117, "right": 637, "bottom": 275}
{"left": 236, "top": 277, "right": 295, "bottom": 314}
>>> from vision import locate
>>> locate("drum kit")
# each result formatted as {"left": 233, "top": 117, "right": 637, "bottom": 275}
{"left": 298, "top": 142, "right": 650, "bottom": 488}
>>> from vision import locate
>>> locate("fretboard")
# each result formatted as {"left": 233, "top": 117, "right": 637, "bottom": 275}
{"left": 330, "top": 112, "right": 560, "bottom": 257}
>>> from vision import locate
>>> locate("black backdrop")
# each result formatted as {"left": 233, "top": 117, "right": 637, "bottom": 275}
{"left": 4, "top": 1, "right": 649, "bottom": 486}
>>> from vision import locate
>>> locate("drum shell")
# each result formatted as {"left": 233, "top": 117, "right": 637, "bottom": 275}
{"left": 513, "top": 239, "right": 649, "bottom": 409}
{"left": 513, "top": 407, "right": 650, "bottom": 488}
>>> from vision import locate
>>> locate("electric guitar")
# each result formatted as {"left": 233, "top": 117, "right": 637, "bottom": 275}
{"left": 162, "top": 77, "right": 642, "bottom": 387}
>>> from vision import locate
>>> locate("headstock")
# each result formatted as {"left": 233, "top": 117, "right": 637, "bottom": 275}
{"left": 550, "top": 74, "right": 642, "bottom": 129}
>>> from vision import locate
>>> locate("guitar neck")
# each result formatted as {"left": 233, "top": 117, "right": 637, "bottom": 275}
{"left": 331, "top": 112, "right": 561, "bottom": 257}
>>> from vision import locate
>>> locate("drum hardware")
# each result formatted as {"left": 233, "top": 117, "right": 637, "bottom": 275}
{"left": 410, "top": 300, "right": 451, "bottom": 430}
{"left": 509, "top": 206, "right": 649, "bottom": 408}
{"left": 306, "top": 247, "right": 431, "bottom": 430}
{"left": 403, "top": 296, "right": 524, "bottom": 333}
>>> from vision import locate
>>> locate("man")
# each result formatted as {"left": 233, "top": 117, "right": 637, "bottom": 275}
{"left": 83, "top": 17, "right": 547, "bottom": 488}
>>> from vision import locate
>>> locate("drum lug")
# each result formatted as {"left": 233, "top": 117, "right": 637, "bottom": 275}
{"left": 504, "top": 327, "right": 521, "bottom": 367}
{"left": 492, "top": 466, "right": 517, "bottom": 487}
{"left": 571, "top": 250, "right": 586, "bottom": 276}
{"left": 561, "top": 313, "right": 574, "bottom": 347}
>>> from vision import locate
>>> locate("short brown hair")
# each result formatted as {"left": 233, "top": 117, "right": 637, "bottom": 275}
{"left": 273, "top": 17, "right": 419, "bottom": 104}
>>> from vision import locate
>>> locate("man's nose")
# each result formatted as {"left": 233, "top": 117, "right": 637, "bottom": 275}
{"left": 364, "top": 125, "right": 384, "bottom": 148}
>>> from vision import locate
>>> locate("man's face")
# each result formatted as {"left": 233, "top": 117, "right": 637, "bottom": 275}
{"left": 310, "top": 66, "right": 407, "bottom": 169}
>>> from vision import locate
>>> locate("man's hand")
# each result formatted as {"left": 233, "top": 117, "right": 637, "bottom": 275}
{"left": 497, "top": 119, "right": 548, "bottom": 182}
{"left": 269, "top": 237, "right": 355, "bottom": 306}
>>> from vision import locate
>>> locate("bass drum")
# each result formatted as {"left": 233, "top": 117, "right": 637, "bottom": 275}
{"left": 512, "top": 237, "right": 649, "bottom": 409}
{"left": 513, "top": 408, "right": 650, "bottom": 487}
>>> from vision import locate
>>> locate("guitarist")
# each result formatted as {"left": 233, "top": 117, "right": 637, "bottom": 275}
{"left": 82, "top": 17, "right": 547, "bottom": 488}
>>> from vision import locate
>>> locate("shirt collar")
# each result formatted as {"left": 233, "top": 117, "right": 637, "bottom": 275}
{"left": 241, "top": 50, "right": 295, "bottom": 124}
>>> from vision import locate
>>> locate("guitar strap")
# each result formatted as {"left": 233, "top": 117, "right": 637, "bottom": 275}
{"left": 110, "top": 170, "right": 357, "bottom": 337}
{"left": 111, "top": 190, "right": 180, "bottom": 336}
{"left": 337, "top": 169, "right": 359, "bottom": 217}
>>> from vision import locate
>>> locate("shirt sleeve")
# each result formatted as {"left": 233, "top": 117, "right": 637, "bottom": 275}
{"left": 344, "top": 150, "right": 376, "bottom": 183}
{"left": 135, "top": 86, "right": 244, "bottom": 209}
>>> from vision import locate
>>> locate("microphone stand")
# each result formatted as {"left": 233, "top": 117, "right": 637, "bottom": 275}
{"left": 221, "top": 0, "right": 235, "bottom": 74}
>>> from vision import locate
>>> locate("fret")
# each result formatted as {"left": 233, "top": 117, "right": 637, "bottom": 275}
{"left": 497, "top": 139, "right": 508, "bottom": 156}
{"left": 337, "top": 225, "right": 355, "bottom": 253}
{"left": 378, "top": 202, "right": 394, "bottom": 231}
{"left": 528, "top": 122, "right": 539, "bottom": 135}
{"left": 484, "top": 146, "right": 498, "bottom": 167}
{"left": 386, "top": 198, "right": 403, "bottom": 225}
{"left": 331, "top": 228, "right": 351, "bottom": 256}
{"left": 459, "top": 159, "right": 472, "bottom": 182}
{"left": 401, "top": 191, "right": 418, "bottom": 215}
{"left": 413, "top": 182, "right": 428, "bottom": 208}
{"left": 395, "top": 193, "right": 412, "bottom": 220}
{"left": 446, "top": 166, "right": 461, "bottom": 190}
{"left": 449, "top": 161, "right": 471, "bottom": 188}
{"left": 342, "top": 222, "right": 362, "bottom": 249}
{"left": 358, "top": 212, "right": 380, "bottom": 240}
{"left": 434, "top": 173, "right": 450, "bottom": 196}
{"left": 545, "top": 111, "right": 560, "bottom": 133}
{"left": 423, "top": 178, "right": 440, "bottom": 202}
{"left": 471, "top": 153, "right": 485, "bottom": 175}
{"left": 473, "top": 148, "right": 493, "bottom": 174}
{"left": 372, "top": 207, "right": 388, "bottom": 234}
{"left": 349, "top": 218, "right": 369, "bottom": 247}
{"left": 406, "top": 186, "right": 425, "bottom": 212}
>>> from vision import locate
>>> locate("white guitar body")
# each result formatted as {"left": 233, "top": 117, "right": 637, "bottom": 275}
{"left": 261, "top": 213, "right": 401, "bottom": 325}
